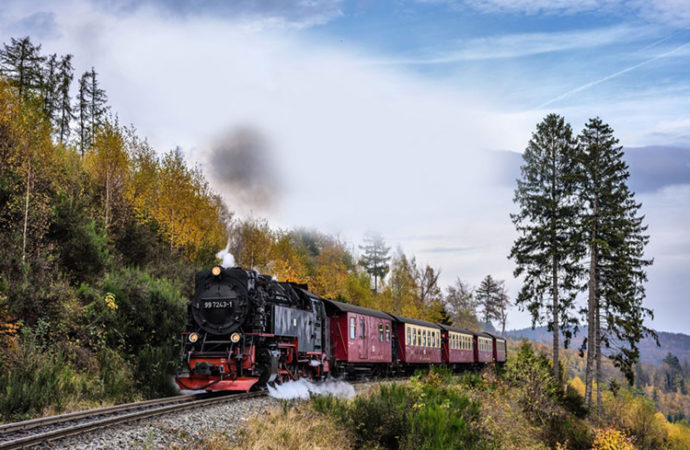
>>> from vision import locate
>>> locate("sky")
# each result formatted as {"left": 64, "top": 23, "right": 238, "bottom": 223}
{"left": 1, "top": 0, "right": 689, "bottom": 334}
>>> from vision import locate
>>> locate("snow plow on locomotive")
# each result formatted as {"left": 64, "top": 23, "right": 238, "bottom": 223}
{"left": 175, "top": 265, "right": 507, "bottom": 392}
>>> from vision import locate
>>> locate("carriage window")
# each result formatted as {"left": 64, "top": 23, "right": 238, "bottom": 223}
{"left": 385, "top": 324, "right": 391, "bottom": 342}
{"left": 378, "top": 323, "right": 384, "bottom": 342}
{"left": 423, "top": 330, "right": 427, "bottom": 347}
{"left": 349, "top": 317, "right": 356, "bottom": 339}
{"left": 414, "top": 328, "right": 419, "bottom": 346}
{"left": 407, "top": 327, "right": 411, "bottom": 345}
{"left": 361, "top": 319, "right": 365, "bottom": 340}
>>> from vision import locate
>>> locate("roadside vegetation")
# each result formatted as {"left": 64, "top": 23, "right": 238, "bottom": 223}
{"left": 209, "top": 342, "right": 690, "bottom": 450}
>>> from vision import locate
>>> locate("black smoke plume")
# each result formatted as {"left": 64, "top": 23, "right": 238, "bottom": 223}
{"left": 206, "top": 127, "right": 280, "bottom": 210}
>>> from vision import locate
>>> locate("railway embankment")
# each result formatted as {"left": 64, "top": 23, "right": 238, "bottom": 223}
{"left": 206, "top": 342, "right": 690, "bottom": 450}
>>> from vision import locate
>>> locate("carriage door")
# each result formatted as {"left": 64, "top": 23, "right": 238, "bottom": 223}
{"left": 311, "top": 300, "right": 322, "bottom": 352}
{"left": 359, "top": 317, "right": 369, "bottom": 359}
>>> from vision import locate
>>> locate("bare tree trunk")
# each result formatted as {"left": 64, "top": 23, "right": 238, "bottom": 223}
{"left": 596, "top": 302, "right": 602, "bottom": 420}
{"left": 21, "top": 163, "right": 31, "bottom": 265}
{"left": 552, "top": 253, "right": 560, "bottom": 382}
{"left": 104, "top": 167, "right": 110, "bottom": 232}
{"left": 585, "top": 207, "right": 597, "bottom": 408}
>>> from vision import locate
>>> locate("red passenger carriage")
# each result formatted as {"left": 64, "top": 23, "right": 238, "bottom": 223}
{"left": 476, "top": 333, "right": 494, "bottom": 363}
{"left": 323, "top": 299, "right": 393, "bottom": 376}
{"left": 388, "top": 314, "right": 442, "bottom": 365}
{"left": 440, "top": 325, "right": 476, "bottom": 365}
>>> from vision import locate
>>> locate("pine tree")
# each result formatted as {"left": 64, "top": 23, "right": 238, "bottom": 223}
{"left": 475, "top": 275, "right": 500, "bottom": 325}
{"left": 55, "top": 54, "right": 74, "bottom": 144}
{"left": 0, "top": 36, "right": 45, "bottom": 98}
{"left": 87, "top": 67, "right": 108, "bottom": 146}
{"left": 42, "top": 53, "right": 59, "bottom": 122}
{"left": 577, "top": 117, "right": 654, "bottom": 414}
{"left": 74, "top": 68, "right": 108, "bottom": 155}
{"left": 509, "top": 113, "right": 585, "bottom": 381}
{"left": 359, "top": 232, "right": 391, "bottom": 293}
{"left": 475, "top": 275, "right": 511, "bottom": 335}
{"left": 76, "top": 72, "right": 90, "bottom": 156}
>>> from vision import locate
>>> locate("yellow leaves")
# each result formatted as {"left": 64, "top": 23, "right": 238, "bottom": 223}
{"left": 569, "top": 376, "right": 586, "bottom": 397}
{"left": 0, "top": 294, "right": 21, "bottom": 345}
{"left": 591, "top": 427, "right": 635, "bottom": 450}
{"left": 104, "top": 292, "right": 118, "bottom": 311}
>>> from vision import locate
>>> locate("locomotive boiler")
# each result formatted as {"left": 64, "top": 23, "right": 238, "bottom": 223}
{"left": 174, "top": 265, "right": 329, "bottom": 392}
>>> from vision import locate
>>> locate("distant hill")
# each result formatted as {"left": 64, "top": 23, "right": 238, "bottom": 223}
{"left": 506, "top": 326, "right": 690, "bottom": 365}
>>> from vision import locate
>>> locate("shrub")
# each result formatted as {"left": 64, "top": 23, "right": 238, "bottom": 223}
{"left": 0, "top": 331, "right": 82, "bottom": 420}
{"left": 313, "top": 377, "right": 487, "bottom": 450}
{"left": 591, "top": 427, "right": 635, "bottom": 450}
{"left": 504, "top": 341, "right": 560, "bottom": 424}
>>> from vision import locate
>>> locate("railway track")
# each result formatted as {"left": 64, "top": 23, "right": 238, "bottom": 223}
{"left": 0, "top": 391, "right": 263, "bottom": 449}
{"left": 0, "top": 376, "right": 409, "bottom": 449}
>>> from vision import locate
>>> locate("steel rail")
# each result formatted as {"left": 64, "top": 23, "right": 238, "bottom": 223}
{"left": 0, "top": 393, "right": 208, "bottom": 434}
{"left": 0, "top": 376, "right": 410, "bottom": 449}
{"left": 0, "top": 392, "right": 262, "bottom": 450}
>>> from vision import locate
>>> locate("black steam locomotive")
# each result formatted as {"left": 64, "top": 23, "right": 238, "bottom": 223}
{"left": 175, "top": 266, "right": 329, "bottom": 392}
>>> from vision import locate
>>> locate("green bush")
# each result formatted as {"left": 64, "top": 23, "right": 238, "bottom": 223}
{"left": 0, "top": 332, "right": 82, "bottom": 420}
{"left": 504, "top": 340, "right": 561, "bottom": 424}
{"left": 135, "top": 345, "right": 178, "bottom": 397}
{"left": 313, "top": 376, "right": 487, "bottom": 450}
{"left": 101, "top": 267, "right": 186, "bottom": 354}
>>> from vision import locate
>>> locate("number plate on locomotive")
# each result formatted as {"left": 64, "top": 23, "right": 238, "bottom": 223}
{"left": 203, "top": 301, "right": 232, "bottom": 309}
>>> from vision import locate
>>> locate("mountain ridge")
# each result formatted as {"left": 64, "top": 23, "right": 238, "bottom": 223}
{"left": 505, "top": 325, "right": 690, "bottom": 365}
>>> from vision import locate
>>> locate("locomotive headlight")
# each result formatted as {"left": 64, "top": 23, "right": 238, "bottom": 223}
{"left": 188, "top": 332, "right": 199, "bottom": 343}
{"left": 230, "top": 332, "right": 241, "bottom": 343}
{"left": 211, "top": 266, "right": 222, "bottom": 276}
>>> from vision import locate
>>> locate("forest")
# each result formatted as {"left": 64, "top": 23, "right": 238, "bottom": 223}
{"left": 0, "top": 36, "right": 504, "bottom": 421}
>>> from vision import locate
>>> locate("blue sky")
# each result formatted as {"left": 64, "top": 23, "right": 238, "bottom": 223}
{"left": 1, "top": 0, "right": 689, "bottom": 334}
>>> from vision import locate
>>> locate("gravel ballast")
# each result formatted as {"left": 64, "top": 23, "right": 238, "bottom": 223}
{"left": 47, "top": 380, "right": 400, "bottom": 449}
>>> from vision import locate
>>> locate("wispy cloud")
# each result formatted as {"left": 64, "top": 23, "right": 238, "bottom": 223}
{"left": 460, "top": 0, "right": 690, "bottom": 27}
{"left": 537, "top": 40, "right": 690, "bottom": 108}
{"left": 368, "top": 25, "right": 646, "bottom": 65}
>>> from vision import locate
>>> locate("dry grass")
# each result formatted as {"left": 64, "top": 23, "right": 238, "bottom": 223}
{"left": 462, "top": 381, "right": 548, "bottom": 449}
{"left": 200, "top": 401, "right": 352, "bottom": 450}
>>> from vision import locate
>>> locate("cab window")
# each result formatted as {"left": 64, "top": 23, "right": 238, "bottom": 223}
{"left": 349, "top": 317, "right": 356, "bottom": 339}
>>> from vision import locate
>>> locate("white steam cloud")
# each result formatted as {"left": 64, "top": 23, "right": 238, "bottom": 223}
{"left": 216, "top": 242, "right": 236, "bottom": 268}
{"left": 267, "top": 378, "right": 355, "bottom": 400}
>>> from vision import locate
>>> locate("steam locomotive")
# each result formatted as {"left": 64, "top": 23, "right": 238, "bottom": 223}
{"left": 174, "top": 266, "right": 506, "bottom": 392}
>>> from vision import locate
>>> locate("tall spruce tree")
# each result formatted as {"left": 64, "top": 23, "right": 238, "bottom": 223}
{"left": 577, "top": 117, "right": 654, "bottom": 414}
{"left": 87, "top": 67, "right": 108, "bottom": 146}
{"left": 75, "top": 68, "right": 108, "bottom": 155}
{"left": 475, "top": 275, "right": 510, "bottom": 335}
{"left": 475, "top": 275, "right": 501, "bottom": 325}
{"left": 55, "top": 54, "right": 74, "bottom": 144}
{"left": 76, "top": 72, "right": 90, "bottom": 156}
{"left": 509, "top": 113, "right": 585, "bottom": 381}
{"left": 42, "top": 53, "right": 59, "bottom": 122}
{"left": 0, "top": 36, "right": 45, "bottom": 98}
{"left": 359, "top": 232, "right": 391, "bottom": 293}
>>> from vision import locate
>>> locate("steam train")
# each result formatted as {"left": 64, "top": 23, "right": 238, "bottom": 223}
{"left": 174, "top": 266, "right": 507, "bottom": 392}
